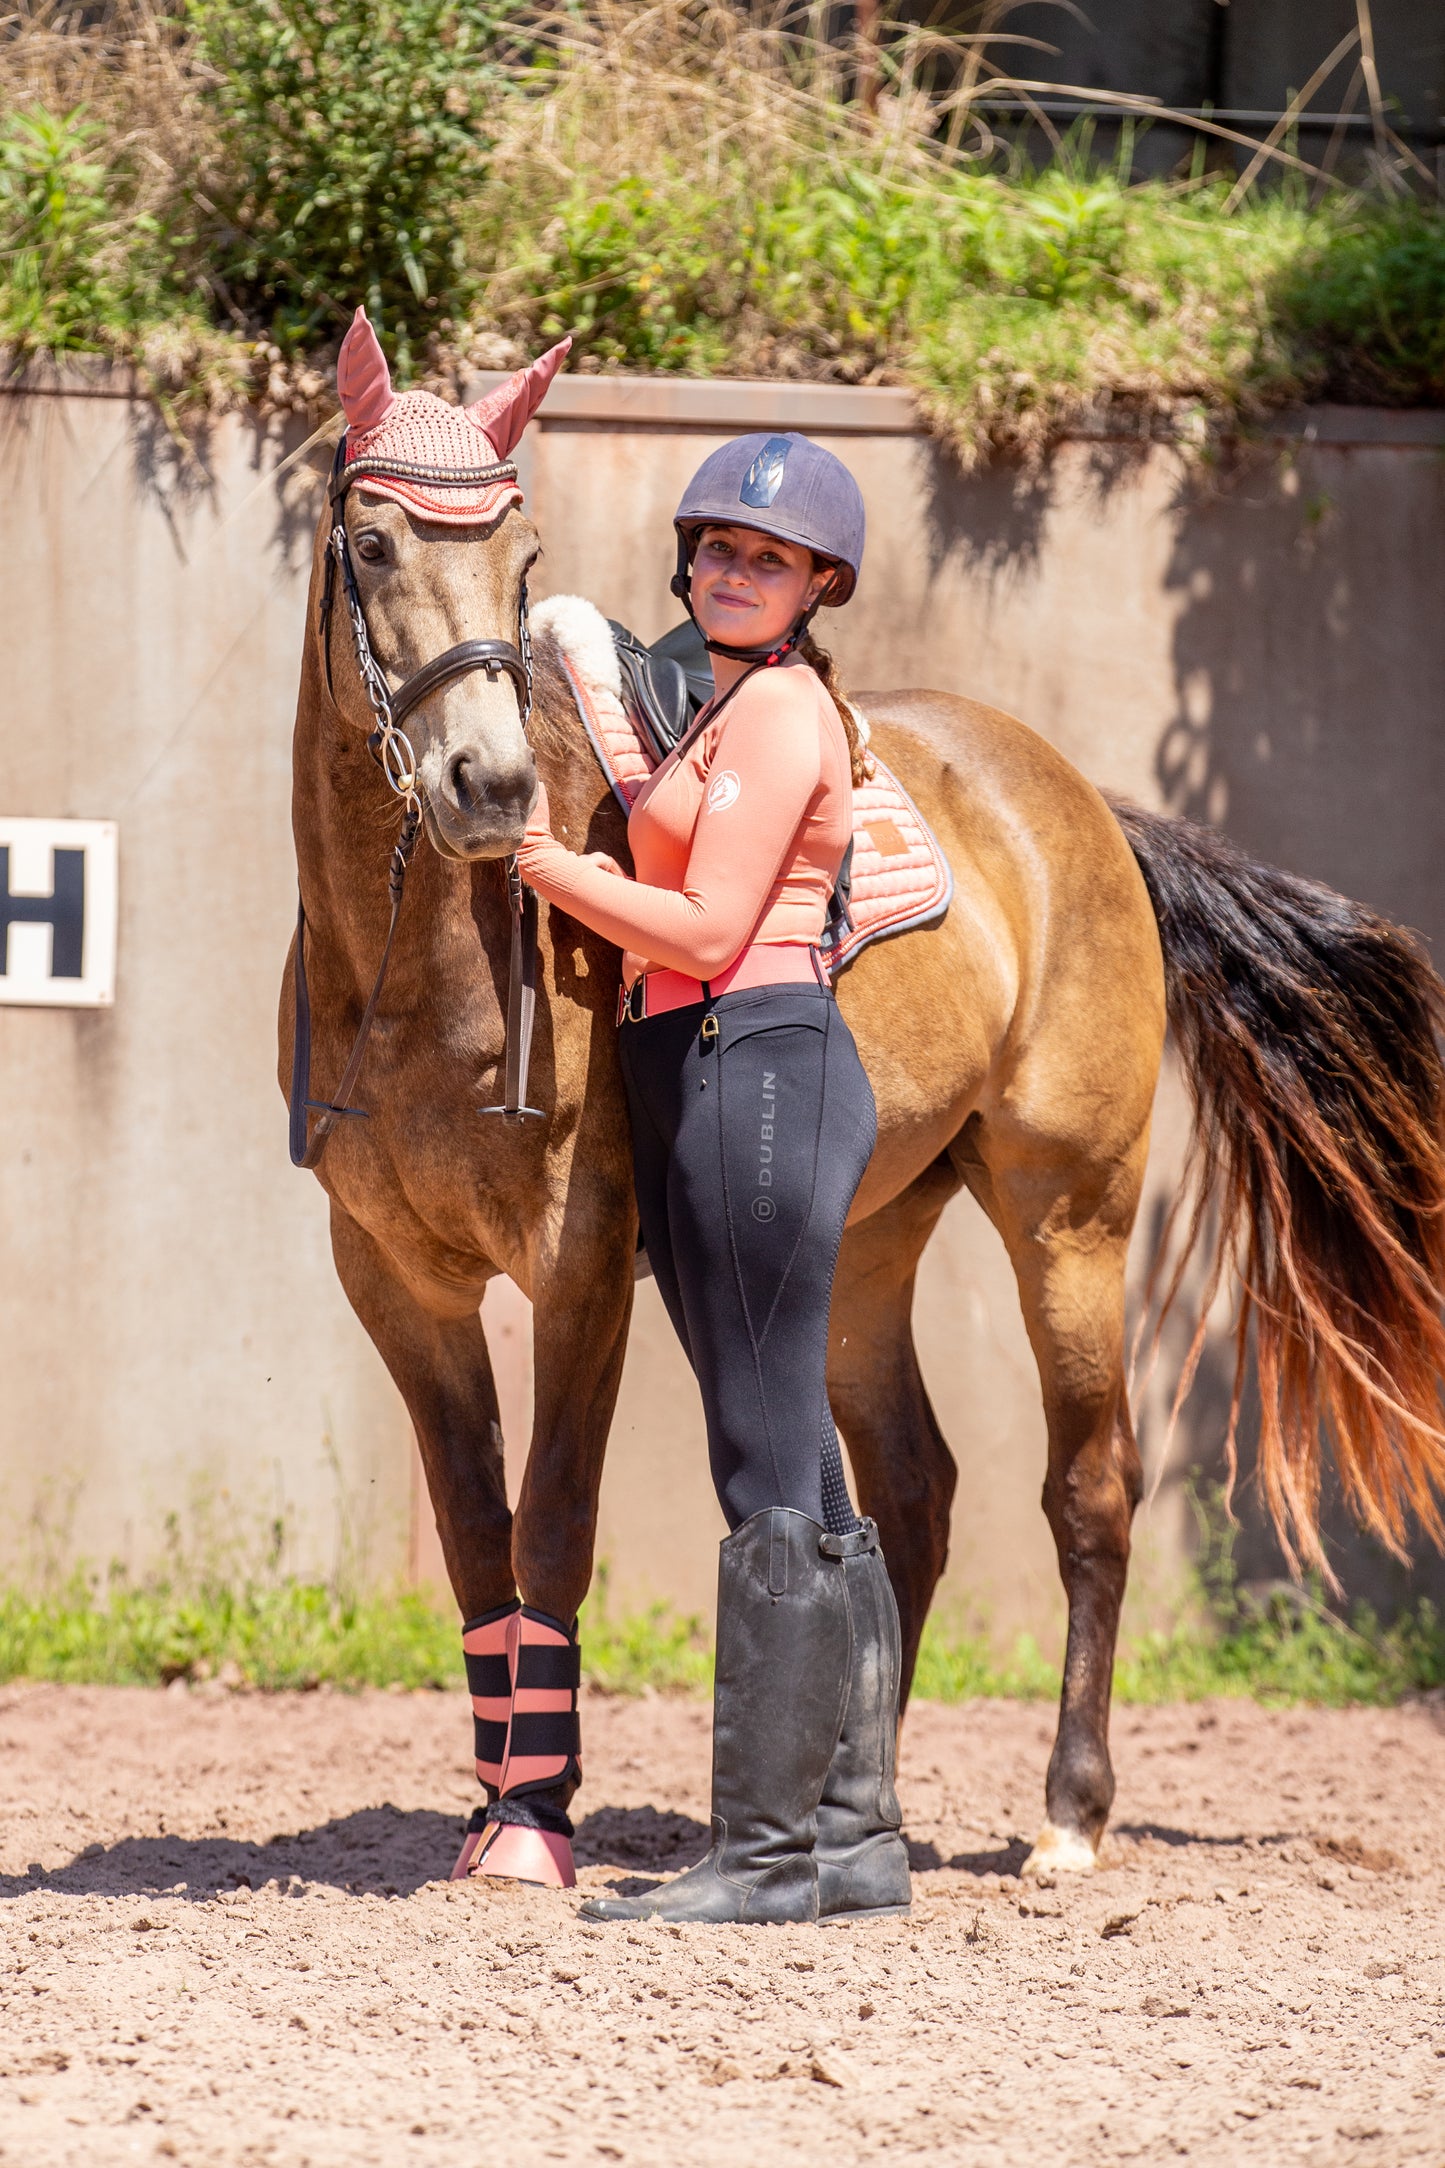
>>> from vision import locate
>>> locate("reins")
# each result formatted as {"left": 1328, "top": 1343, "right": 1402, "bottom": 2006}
{"left": 289, "top": 440, "right": 542, "bottom": 1170}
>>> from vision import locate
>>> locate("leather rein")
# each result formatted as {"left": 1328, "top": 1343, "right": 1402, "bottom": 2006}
{"left": 289, "top": 440, "right": 543, "bottom": 1171}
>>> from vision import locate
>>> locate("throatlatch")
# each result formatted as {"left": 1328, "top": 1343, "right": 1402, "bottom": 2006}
{"left": 451, "top": 1600, "right": 582, "bottom": 1888}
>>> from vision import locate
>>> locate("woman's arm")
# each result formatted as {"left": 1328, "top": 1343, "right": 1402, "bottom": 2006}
{"left": 518, "top": 675, "right": 822, "bottom": 978}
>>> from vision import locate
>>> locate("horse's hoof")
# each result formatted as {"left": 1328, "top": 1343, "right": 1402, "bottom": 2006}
{"left": 1022, "top": 1820, "right": 1098, "bottom": 1878}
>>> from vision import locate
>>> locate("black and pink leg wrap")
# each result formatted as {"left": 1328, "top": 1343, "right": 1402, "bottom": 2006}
{"left": 450, "top": 1601, "right": 581, "bottom": 1888}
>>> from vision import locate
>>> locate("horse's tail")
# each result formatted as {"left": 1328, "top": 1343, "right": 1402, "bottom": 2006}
{"left": 1110, "top": 798, "right": 1445, "bottom": 1579}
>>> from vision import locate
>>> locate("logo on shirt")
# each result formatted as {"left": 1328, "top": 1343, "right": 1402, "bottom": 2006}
{"left": 706, "top": 769, "right": 741, "bottom": 813}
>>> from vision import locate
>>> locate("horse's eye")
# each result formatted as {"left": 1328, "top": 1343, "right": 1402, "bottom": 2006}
{"left": 355, "top": 532, "right": 387, "bottom": 564}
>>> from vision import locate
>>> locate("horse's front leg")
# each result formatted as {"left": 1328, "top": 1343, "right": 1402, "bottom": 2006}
{"left": 450, "top": 1165, "right": 634, "bottom": 1889}
{"left": 513, "top": 1201, "right": 636, "bottom": 1625}
{"left": 327, "top": 1200, "right": 511, "bottom": 1616}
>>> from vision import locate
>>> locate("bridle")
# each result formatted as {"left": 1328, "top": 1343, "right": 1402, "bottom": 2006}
{"left": 289, "top": 438, "right": 543, "bottom": 1171}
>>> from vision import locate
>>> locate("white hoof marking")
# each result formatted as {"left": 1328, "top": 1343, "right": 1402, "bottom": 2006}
{"left": 1023, "top": 1822, "right": 1099, "bottom": 1878}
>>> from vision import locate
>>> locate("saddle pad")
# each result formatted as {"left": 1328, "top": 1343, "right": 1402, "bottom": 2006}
{"left": 534, "top": 594, "right": 953, "bottom": 976}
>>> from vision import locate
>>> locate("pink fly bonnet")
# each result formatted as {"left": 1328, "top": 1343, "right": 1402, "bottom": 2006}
{"left": 335, "top": 307, "right": 571, "bottom": 524}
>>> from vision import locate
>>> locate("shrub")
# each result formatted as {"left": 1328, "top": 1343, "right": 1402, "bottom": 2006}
{"left": 0, "top": 103, "right": 116, "bottom": 348}
{"left": 187, "top": 0, "right": 521, "bottom": 364}
{"left": 3, "top": 1, "right": 1444, "bottom": 454}
{"left": 1268, "top": 199, "right": 1445, "bottom": 404}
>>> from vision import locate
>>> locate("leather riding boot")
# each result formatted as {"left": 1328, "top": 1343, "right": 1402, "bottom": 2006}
{"left": 815, "top": 1523, "right": 912, "bottom": 1921}
{"left": 580, "top": 1509, "right": 851, "bottom": 1923}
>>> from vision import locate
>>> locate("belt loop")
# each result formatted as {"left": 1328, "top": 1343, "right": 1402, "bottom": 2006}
{"left": 699, "top": 978, "right": 718, "bottom": 1047}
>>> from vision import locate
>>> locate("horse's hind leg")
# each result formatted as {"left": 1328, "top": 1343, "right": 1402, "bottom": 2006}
{"left": 960, "top": 1132, "right": 1145, "bottom": 1876}
{"left": 828, "top": 1155, "right": 962, "bottom": 1700}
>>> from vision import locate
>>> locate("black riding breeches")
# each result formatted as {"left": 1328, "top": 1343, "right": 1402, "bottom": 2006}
{"left": 618, "top": 983, "right": 878, "bottom": 1533}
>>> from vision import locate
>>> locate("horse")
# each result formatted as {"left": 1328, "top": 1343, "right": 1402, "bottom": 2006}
{"left": 280, "top": 406, "right": 1445, "bottom": 1881}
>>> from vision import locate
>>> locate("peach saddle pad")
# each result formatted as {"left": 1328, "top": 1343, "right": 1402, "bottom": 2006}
{"left": 535, "top": 596, "right": 953, "bottom": 976}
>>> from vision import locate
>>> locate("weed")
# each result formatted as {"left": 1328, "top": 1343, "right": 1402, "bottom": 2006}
{"left": 188, "top": 0, "right": 521, "bottom": 367}
{"left": 1, "top": 1551, "right": 1439, "bottom": 1704}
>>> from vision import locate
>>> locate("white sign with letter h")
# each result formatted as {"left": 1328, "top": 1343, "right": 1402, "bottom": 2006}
{"left": 0, "top": 818, "right": 119, "bottom": 1008}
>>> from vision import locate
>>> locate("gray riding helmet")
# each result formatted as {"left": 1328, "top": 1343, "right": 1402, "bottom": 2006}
{"left": 673, "top": 432, "right": 865, "bottom": 604}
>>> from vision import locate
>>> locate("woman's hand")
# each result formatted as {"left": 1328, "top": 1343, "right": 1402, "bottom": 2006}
{"left": 521, "top": 780, "right": 627, "bottom": 882}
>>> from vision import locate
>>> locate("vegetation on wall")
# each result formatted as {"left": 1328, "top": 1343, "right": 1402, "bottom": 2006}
{"left": 1, "top": 1498, "right": 1441, "bottom": 1702}
{"left": 2, "top": 0, "right": 1443, "bottom": 459}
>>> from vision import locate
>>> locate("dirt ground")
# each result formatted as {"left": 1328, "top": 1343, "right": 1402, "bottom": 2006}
{"left": 1, "top": 1685, "right": 1442, "bottom": 2168}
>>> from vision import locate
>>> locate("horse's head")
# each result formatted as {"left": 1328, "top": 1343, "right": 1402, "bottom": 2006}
{"left": 328, "top": 309, "right": 570, "bottom": 862}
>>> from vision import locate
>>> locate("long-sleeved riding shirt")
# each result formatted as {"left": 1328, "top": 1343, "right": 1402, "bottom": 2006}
{"left": 516, "top": 663, "right": 852, "bottom": 988}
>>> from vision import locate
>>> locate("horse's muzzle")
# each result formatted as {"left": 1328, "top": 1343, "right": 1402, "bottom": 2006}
{"left": 423, "top": 793, "right": 528, "bottom": 863}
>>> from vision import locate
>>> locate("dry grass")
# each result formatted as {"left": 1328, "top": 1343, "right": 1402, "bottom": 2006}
{"left": 0, "top": 0, "right": 244, "bottom": 400}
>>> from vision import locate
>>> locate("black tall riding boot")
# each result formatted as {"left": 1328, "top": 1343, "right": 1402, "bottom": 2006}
{"left": 580, "top": 1508, "right": 851, "bottom": 1924}
{"left": 814, "top": 1523, "right": 912, "bottom": 1921}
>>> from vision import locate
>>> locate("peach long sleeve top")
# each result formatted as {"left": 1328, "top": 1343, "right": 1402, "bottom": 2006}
{"left": 517, "top": 664, "right": 853, "bottom": 988}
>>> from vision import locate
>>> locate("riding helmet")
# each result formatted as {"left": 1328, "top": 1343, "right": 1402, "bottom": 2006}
{"left": 673, "top": 433, "right": 865, "bottom": 604}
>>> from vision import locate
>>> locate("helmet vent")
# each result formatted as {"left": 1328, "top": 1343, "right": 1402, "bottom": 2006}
{"left": 740, "top": 436, "right": 791, "bottom": 509}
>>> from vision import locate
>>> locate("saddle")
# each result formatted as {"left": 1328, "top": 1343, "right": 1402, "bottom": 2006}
{"left": 534, "top": 596, "right": 953, "bottom": 976}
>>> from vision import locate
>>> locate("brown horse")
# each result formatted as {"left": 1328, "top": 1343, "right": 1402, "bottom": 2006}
{"left": 280, "top": 474, "right": 1445, "bottom": 1878}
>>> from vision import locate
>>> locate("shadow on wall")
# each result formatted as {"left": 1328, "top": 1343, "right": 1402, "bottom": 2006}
{"left": 1156, "top": 440, "right": 1445, "bottom": 1616}
{"left": 920, "top": 432, "right": 1159, "bottom": 588}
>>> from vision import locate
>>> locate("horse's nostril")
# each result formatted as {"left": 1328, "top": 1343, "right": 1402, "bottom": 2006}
{"left": 446, "top": 751, "right": 482, "bottom": 813}
{"left": 444, "top": 752, "right": 532, "bottom": 826}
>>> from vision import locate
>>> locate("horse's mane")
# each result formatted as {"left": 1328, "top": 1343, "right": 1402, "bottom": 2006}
{"left": 526, "top": 592, "right": 630, "bottom": 776}
{"left": 527, "top": 623, "right": 589, "bottom": 766}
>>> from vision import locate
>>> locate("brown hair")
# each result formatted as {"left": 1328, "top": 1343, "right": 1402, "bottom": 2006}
{"left": 798, "top": 630, "right": 872, "bottom": 788}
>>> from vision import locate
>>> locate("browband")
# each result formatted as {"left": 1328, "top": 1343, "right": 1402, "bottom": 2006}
{"left": 332, "top": 452, "right": 520, "bottom": 505}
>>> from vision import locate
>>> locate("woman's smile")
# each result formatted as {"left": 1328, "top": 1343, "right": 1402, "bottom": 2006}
{"left": 691, "top": 522, "right": 831, "bottom": 661}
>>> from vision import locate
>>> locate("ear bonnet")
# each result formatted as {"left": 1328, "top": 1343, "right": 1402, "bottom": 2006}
{"left": 335, "top": 307, "right": 570, "bottom": 523}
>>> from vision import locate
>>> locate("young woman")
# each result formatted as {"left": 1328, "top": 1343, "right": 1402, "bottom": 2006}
{"left": 518, "top": 432, "right": 909, "bottom": 1924}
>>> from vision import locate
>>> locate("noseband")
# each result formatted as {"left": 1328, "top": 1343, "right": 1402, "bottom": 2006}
{"left": 289, "top": 438, "right": 543, "bottom": 1171}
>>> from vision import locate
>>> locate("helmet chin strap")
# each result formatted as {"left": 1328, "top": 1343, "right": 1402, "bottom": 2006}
{"left": 670, "top": 538, "right": 830, "bottom": 666}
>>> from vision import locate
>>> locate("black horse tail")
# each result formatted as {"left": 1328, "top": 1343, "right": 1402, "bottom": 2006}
{"left": 1110, "top": 798, "right": 1445, "bottom": 1581}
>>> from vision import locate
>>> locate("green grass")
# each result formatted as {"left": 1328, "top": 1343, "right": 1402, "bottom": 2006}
{"left": 1, "top": 1563, "right": 1439, "bottom": 1705}
{"left": 0, "top": 1557, "right": 712, "bottom": 1696}
{"left": 914, "top": 1595, "right": 1445, "bottom": 1707}
{"left": 0, "top": 1575, "right": 462, "bottom": 1692}
{"left": 3, "top": 0, "right": 1443, "bottom": 454}
{"left": 1113, "top": 1594, "right": 1445, "bottom": 1706}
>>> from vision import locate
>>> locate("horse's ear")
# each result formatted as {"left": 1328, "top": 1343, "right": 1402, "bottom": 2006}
{"left": 466, "top": 337, "right": 572, "bottom": 459}
{"left": 336, "top": 306, "right": 396, "bottom": 434}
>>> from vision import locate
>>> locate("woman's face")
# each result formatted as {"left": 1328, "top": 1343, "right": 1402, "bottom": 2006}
{"left": 690, "top": 524, "right": 833, "bottom": 650}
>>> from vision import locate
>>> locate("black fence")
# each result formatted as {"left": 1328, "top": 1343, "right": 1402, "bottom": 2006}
{"left": 906, "top": 0, "right": 1444, "bottom": 183}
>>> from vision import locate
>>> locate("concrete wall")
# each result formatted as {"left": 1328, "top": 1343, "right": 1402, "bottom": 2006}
{"left": 0, "top": 385, "right": 412, "bottom": 1589}
{"left": 6, "top": 372, "right": 1444, "bottom": 1637}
